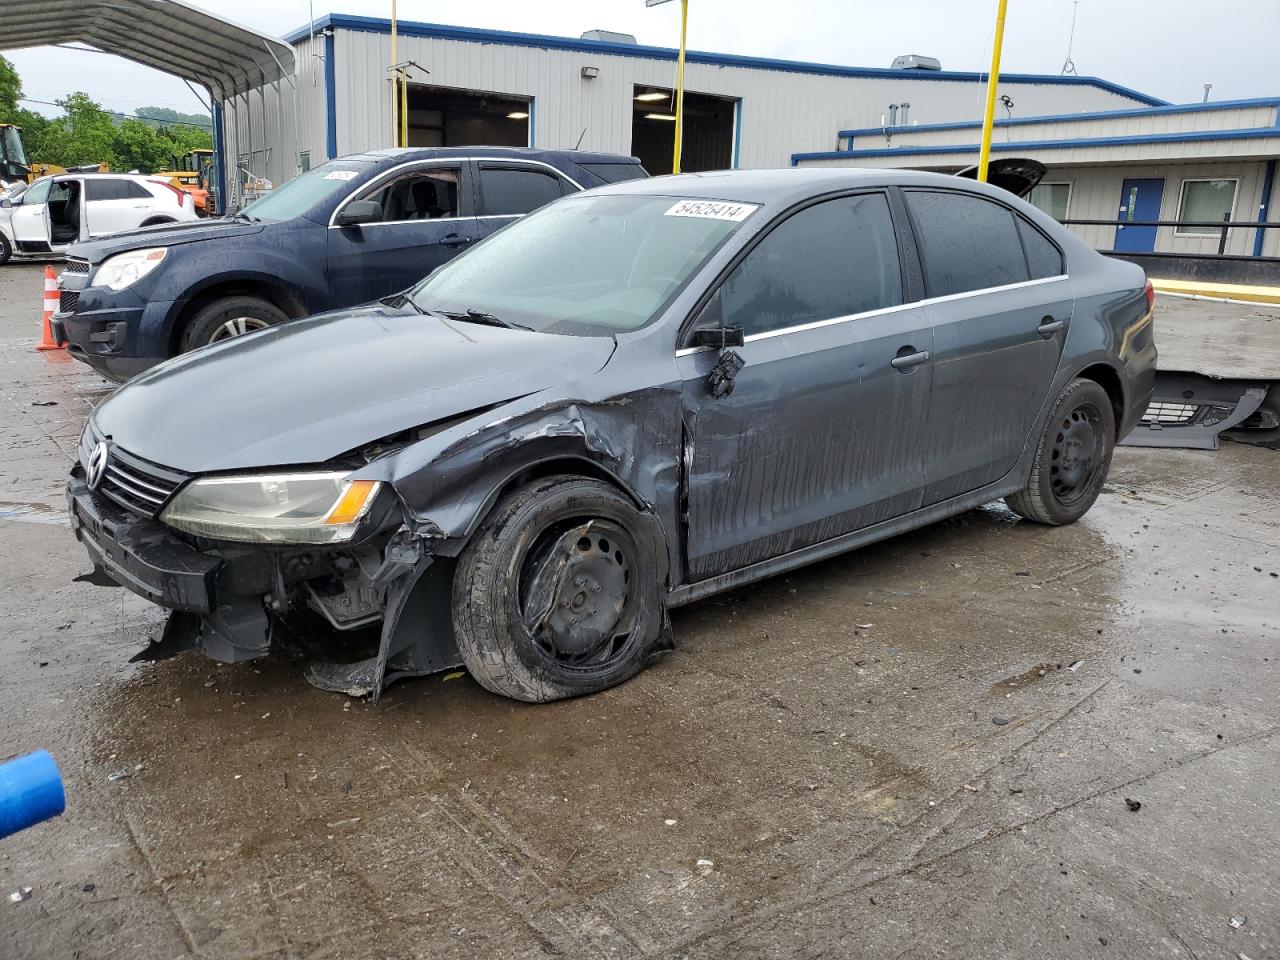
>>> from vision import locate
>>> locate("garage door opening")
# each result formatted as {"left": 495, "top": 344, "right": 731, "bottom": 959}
{"left": 404, "top": 84, "right": 531, "bottom": 148}
{"left": 631, "top": 85, "right": 736, "bottom": 175}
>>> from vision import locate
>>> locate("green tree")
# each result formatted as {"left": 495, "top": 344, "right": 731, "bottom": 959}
{"left": 34, "top": 92, "right": 119, "bottom": 168}
{"left": 0, "top": 56, "right": 21, "bottom": 116}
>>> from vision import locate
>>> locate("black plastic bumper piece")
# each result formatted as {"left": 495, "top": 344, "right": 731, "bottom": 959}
{"left": 67, "top": 473, "right": 221, "bottom": 613}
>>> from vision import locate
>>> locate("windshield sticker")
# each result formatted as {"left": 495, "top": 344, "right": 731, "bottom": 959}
{"left": 323, "top": 170, "right": 359, "bottom": 181}
{"left": 664, "top": 200, "right": 758, "bottom": 222}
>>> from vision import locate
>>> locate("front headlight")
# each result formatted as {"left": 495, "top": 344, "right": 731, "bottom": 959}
{"left": 160, "top": 473, "right": 381, "bottom": 544}
{"left": 92, "top": 248, "right": 167, "bottom": 291}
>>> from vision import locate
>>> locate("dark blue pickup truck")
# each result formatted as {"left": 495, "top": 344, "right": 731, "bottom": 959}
{"left": 54, "top": 146, "right": 647, "bottom": 380}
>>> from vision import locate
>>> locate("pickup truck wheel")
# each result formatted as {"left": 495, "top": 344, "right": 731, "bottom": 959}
{"left": 0, "top": 233, "right": 11, "bottom": 265}
{"left": 1006, "top": 378, "right": 1115, "bottom": 525}
{"left": 452, "top": 476, "right": 665, "bottom": 703}
{"left": 180, "top": 295, "right": 288, "bottom": 351}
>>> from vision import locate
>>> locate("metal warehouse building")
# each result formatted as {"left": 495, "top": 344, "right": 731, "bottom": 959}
{"left": 216, "top": 12, "right": 1164, "bottom": 208}
{"left": 795, "top": 97, "right": 1280, "bottom": 259}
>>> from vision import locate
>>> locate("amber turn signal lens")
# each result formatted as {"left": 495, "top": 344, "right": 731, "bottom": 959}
{"left": 324, "top": 480, "right": 379, "bottom": 526}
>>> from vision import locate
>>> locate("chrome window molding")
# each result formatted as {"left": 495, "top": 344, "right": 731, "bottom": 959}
{"left": 675, "top": 274, "right": 1069, "bottom": 356}
{"left": 327, "top": 157, "right": 584, "bottom": 228}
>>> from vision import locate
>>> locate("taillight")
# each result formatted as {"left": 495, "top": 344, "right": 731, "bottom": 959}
{"left": 147, "top": 178, "right": 187, "bottom": 206}
{"left": 1144, "top": 279, "right": 1155, "bottom": 311}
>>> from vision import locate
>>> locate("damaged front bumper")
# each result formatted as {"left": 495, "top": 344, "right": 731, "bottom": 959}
{"left": 67, "top": 470, "right": 460, "bottom": 697}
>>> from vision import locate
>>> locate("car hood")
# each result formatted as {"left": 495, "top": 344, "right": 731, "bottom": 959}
{"left": 71, "top": 217, "right": 265, "bottom": 262}
{"left": 91, "top": 305, "right": 617, "bottom": 473}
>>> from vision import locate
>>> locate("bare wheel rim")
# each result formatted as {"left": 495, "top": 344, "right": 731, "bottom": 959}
{"left": 209, "top": 316, "right": 270, "bottom": 343}
{"left": 517, "top": 517, "right": 642, "bottom": 673}
{"left": 1049, "top": 400, "right": 1106, "bottom": 506}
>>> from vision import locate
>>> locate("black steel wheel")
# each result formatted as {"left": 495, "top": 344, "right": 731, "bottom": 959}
{"left": 1006, "top": 378, "right": 1116, "bottom": 525}
{"left": 452, "top": 475, "right": 668, "bottom": 702}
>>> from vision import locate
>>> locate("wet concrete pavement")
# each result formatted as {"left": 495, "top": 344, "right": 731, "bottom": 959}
{"left": 0, "top": 262, "right": 1276, "bottom": 959}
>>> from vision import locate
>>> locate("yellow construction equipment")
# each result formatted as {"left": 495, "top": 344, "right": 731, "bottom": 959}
{"left": 154, "top": 148, "right": 213, "bottom": 215}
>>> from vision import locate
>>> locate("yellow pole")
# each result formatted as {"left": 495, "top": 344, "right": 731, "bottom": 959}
{"left": 390, "top": 0, "right": 399, "bottom": 147}
{"left": 672, "top": 0, "right": 688, "bottom": 174}
{"left": 400, "top": 68, "right": 409, "bottom": 146}
{"left": 977, "top": 0, "right": 1008, "bottom": 182}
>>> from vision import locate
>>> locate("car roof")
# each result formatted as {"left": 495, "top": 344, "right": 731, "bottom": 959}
{"left": 345, "top": 146, "right": 641, "bottom": 166}
{"left": 588, "top": 167, "right": 1022, "bottom": 207}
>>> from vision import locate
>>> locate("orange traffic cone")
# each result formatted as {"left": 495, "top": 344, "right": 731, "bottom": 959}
{"left": 36, "top": 263, "right": 64, "bottom": 352}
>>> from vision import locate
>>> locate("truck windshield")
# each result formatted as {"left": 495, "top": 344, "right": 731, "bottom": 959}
{"left": 237, "top": 160, "right": 373, "bottom": 222}
{"left": 408, "top": 194, "right": 756, "bottom": 337}
{"left": 1, "top": 126, "right": 28, "bottom": 171}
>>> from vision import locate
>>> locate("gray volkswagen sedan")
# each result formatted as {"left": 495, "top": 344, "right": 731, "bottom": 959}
{"left": 67, "top": 168, "right": 1156, "bottom": 703}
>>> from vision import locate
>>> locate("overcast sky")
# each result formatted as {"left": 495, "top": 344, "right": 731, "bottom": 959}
{"left": 4, "top": 0, "right": 1276, "bottom": 120}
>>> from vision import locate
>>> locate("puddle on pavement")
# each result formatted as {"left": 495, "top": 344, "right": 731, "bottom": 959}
{"left": 0, "top": 499, "right": 68, "bottom": 526}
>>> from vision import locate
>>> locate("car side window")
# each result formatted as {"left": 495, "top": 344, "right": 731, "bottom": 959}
{"left": 477, "top": 166, "right": 571, "bottom": 217}
{"left": 125, "top": 180, "right": 153, "bottom": 200}
{"left": 717, "top": 193, "right": 903, "bottom": 338}
{"left": 358, "top": 166, "right": 461, "bottom": 223}
{"left": 23, "top": 179, "right": 51, "bottom": 205}
{"left": 905, "top": 190, "right": 1030, "bottom": 297}
{"left": 85, "top": 179, "right": 128, "bottom": 202}
{"left": 1017, "top": 216, "right": 1065, "bottom": 279}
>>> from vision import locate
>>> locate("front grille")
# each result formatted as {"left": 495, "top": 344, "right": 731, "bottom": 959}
{"left": 59, "top": 290, "right": 79, "bottom": 314}
{"left": 63, "top": 258, "right": 91, "bottom": 275}
{"left": 80, "top": 425, "right": 189, "bottom": 519}
{"left": 1140, "top": 401, "right": 1198, "bottom": 425}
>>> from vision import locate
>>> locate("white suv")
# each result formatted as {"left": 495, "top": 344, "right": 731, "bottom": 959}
{"left": 0, "top": 172, "right": 197, "bottom": 263}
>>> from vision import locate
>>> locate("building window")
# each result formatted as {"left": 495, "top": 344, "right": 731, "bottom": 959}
{"left": 1175, "top": 179, "right": 1237, "bottom": 237}
{"left": 1028, "top": 182, "right": 1071, "bottom": 222}
{"left": 299, "top": 151, "right": 311, "bottom": 172}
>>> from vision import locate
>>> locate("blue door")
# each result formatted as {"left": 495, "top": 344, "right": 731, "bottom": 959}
{"left": 1114, "top": 178, "right": 1164, "bottom": 252}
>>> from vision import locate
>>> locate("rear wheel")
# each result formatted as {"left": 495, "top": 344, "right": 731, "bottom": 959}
{"left": 452, "top": 476, "right": 667, "bottom": 703}
{"left": 179, "top": 295, "right": 288, "bottom": 352}
{"left": 1006, "top": 378, "right": 1116, "bottom": 525}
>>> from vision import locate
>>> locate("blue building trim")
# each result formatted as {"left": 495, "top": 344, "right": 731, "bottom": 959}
{"left": 732, "top": 99, "right": 743, "bottom": 168}
{"left": 211, "top": 101, "right": 226, "bottom": 214}
{"left": 1256, "top": 158, "right": 1278, "bottom": 257}
{"left": 284, "top": 14, "right": 1165, "bottom": 106}
{"left": 837, "top": 96, "right": 1280, "bottom": 141}
{"left": 791, "top": 127, "right": 1280, "bottom": 164}
{"left": 324, "top": 30, "right": 337, "bottom": 159}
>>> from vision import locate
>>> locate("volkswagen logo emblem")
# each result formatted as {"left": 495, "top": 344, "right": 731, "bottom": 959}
{"left": 86, "top": 441, "right": 110, "bottom": 491}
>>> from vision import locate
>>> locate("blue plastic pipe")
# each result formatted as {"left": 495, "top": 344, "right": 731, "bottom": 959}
{"left": 0, "top": 751, "right": 65, "bottom": 839}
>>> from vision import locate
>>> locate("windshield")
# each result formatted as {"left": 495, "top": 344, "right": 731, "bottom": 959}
{"left": 2, "top": 127, "right": 28, "bottom": 167}
{"left": 237, "top": 159, "right": 374, "bottom": 222}
{"left": 409, "top": 194, "right": 756, "bottom": 336}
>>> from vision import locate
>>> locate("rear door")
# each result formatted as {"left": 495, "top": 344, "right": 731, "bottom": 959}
{"left": 472, "top": 161, "right": 578, "bottom": 243}
{"left": 679, "top": 191, "right": 934, "bottom": 581}
{"left": 325, "top": 161, "right": 478, "bottom": 307}
{"left": 903, "top": 189, "right": 1071, "bottom": 505}
{"left": 84, "top": 177, "right": 149, "bottom": 237}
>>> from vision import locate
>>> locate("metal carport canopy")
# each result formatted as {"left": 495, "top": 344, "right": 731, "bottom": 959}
{"left": 0, "top": 0, "right": 294, "bottom": 98}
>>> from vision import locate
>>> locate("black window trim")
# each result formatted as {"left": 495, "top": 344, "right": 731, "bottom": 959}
{"left": 677, "top": 187, "right": 912, "bottom": 351}
{"left": 900, "top": 185, "right": 1068, "bottom": 299}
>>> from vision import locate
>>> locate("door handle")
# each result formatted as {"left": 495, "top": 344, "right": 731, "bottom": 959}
{"left": 441, "top": 233, "right": 473, "bottom": 249}
{"left": 890, "top": 348, "right": 930, "bottom": 371}
{"left": 1037, "top": 317, "right": 1065, "bottom": 337}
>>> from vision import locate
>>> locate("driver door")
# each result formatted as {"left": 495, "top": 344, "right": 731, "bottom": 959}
{"left": 325, "top": 161, "right": 480, "bottom": 308}
{"left": 10, "top": 177, "right": 51, "bottom": 250}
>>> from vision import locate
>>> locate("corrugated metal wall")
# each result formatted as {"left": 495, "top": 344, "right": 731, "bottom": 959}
{"left": 217, "top": 33, "right": 328, "bottom": 209}
{"left": 843, "top": 102, "right": 1280, "bottom": 149}
{"left": 329, "top": 27, "right": 1149, "bottom": 168}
